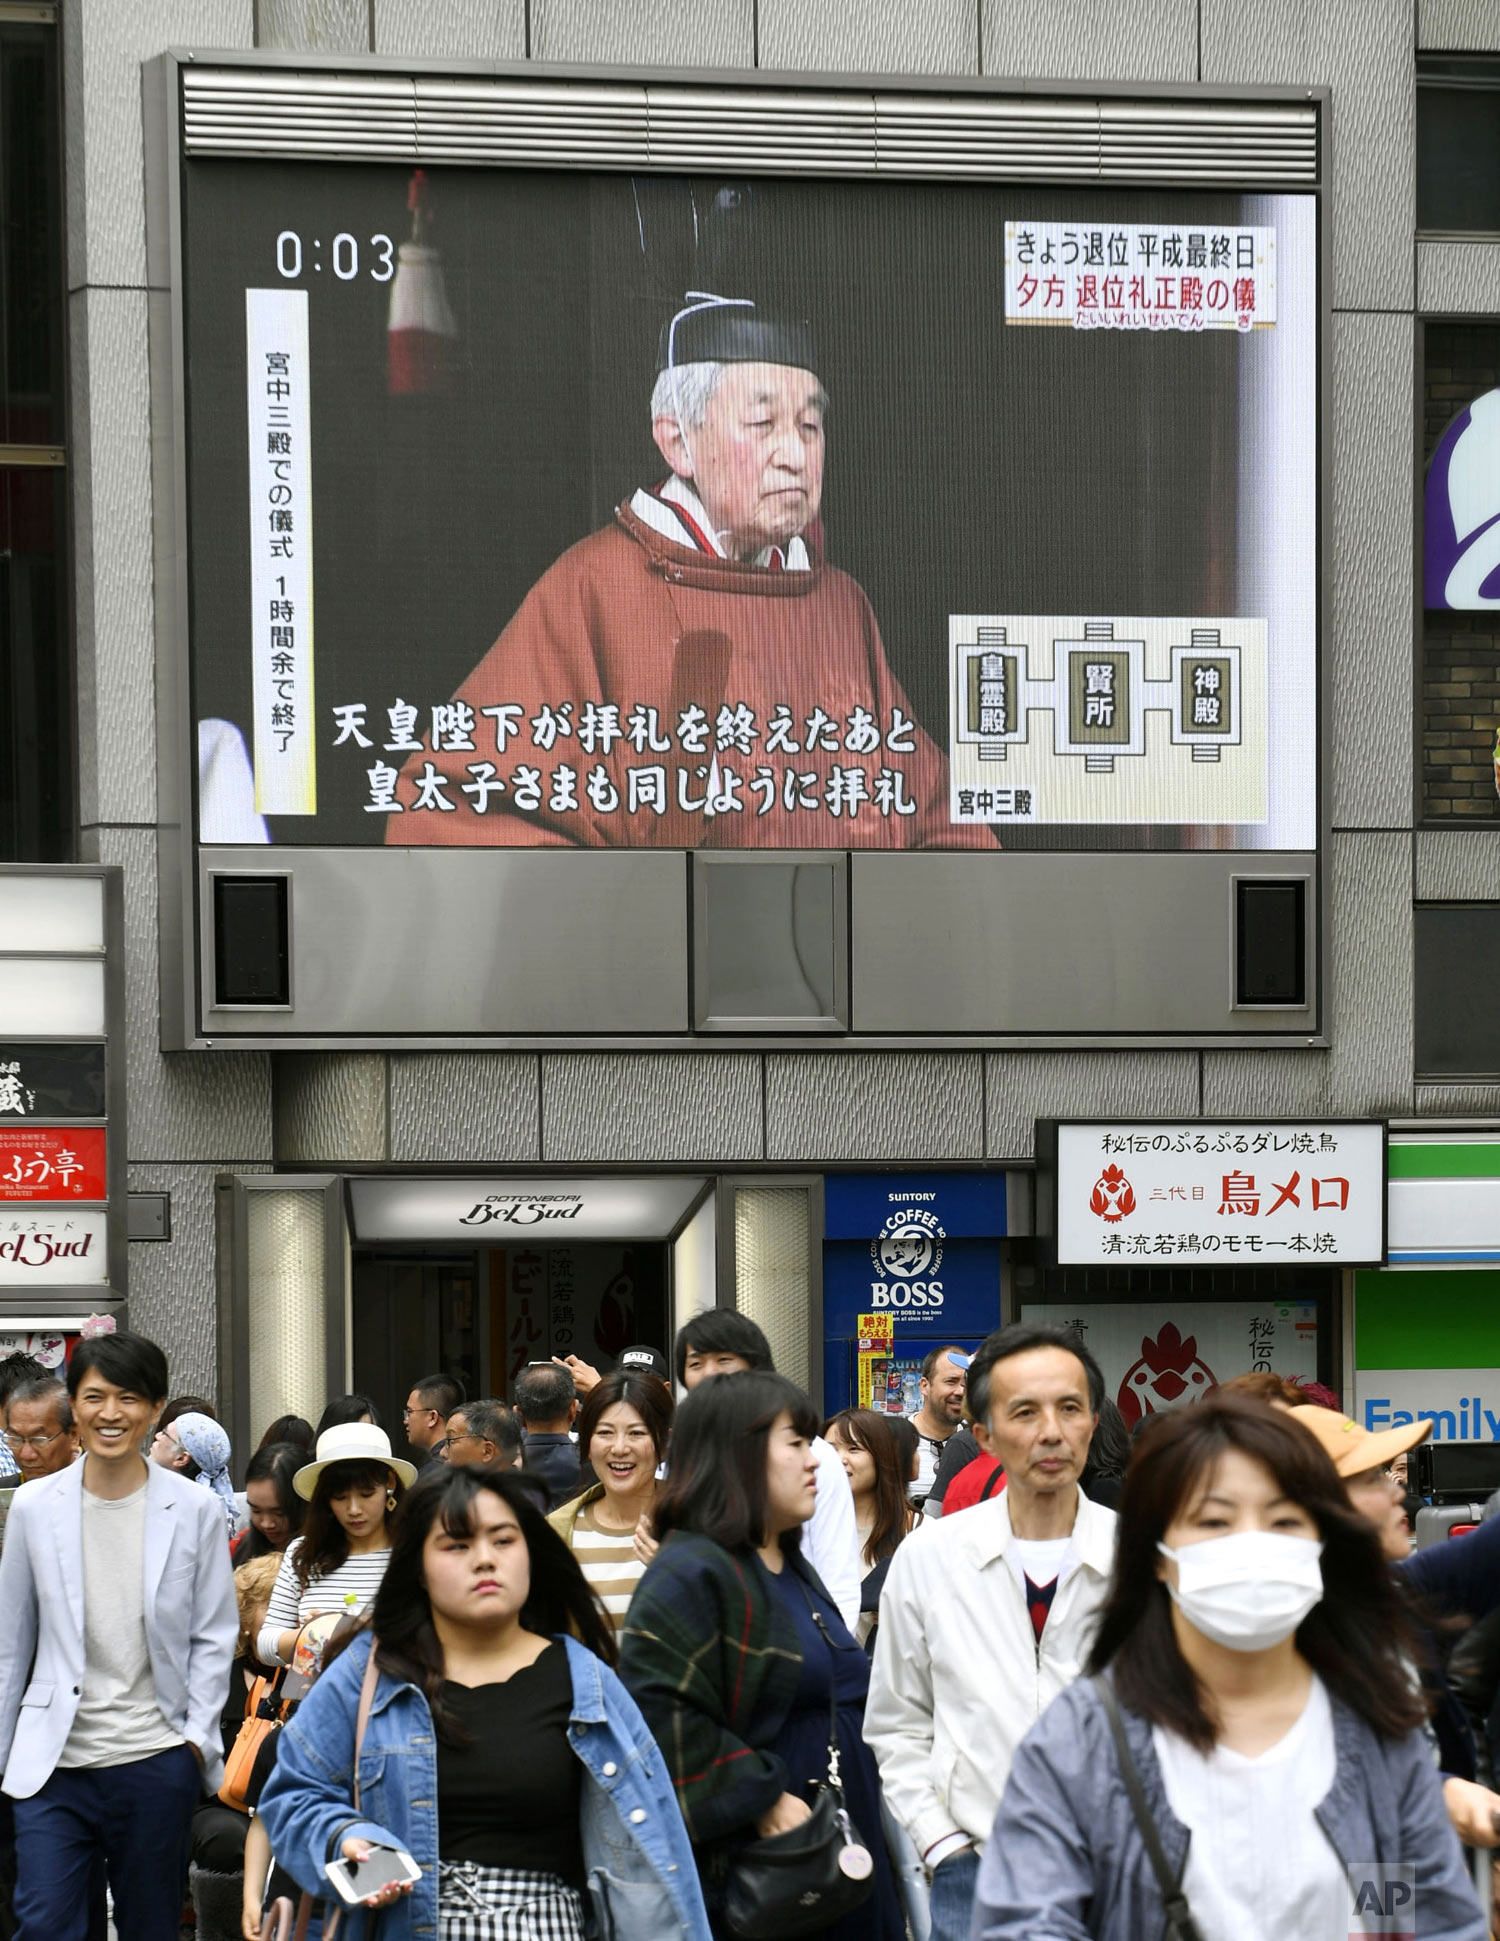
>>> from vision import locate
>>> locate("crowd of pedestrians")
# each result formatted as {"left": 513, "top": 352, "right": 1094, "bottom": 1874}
{"left": 0, "top": 1317, "right": 1496, "bottom": 1940}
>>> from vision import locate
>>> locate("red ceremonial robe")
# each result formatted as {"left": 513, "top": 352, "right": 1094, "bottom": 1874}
{"left": 388, "top": 501, "right": 994, "bottom": 849}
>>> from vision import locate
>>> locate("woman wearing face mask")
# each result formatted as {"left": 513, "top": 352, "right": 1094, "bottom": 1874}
{"left": 256, "top": 1464, "right": 711, "bottom": 1940}
{"left": 973, "top": 1394, "right": 1485, "bottom": 1941}
{"left": 257, "top": 1424, "right": 415, "bottom": 1666}
{"left": 548, "top": 1368, "right": 674, "bottom": 1630}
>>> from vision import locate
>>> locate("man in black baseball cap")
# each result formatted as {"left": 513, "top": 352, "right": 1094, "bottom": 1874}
{"left": 616, "top": 1344, "right": 671, "bottom": 1385}
{"left": 552, "top": 1344, "right": 671, "bottom": 1395}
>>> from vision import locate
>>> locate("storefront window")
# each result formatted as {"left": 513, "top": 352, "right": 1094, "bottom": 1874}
{"left": 1016, "top": 1257, "right": 1339, "bottom": 1418}
{"left": 1415, "top": 903, "right": 1500, "bottom": 1076}
{"left": 1419, "top": 58, "right": 1500, "bottom": 235}
{"left": 0, "top": 17, "right": 69, "bottom": 861}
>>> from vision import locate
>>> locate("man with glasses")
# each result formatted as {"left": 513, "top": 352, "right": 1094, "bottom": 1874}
{"left": 4, "top": 1378, "right": 77, "bottom": 1485}
{"left": 0, "top": 1354, "right": 46, "bottom": 1483}
{"left": 440, "top": 1398, "right": 523, "bottom": 1471}
{"left": 401, "top": 1371, "right": 465, "bottom": 1468}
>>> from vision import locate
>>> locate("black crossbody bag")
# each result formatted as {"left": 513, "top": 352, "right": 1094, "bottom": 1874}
{"left": 724, "top": 1584, "right": 876, "bottom": 1941}
{"left": 1093, "top": 1677, "right": 1205, "bottom": 1941}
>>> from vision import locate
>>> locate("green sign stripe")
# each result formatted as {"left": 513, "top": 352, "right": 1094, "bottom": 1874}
{"left": 1356, "top": 1268, "right": 1500, "bottom": 1367}
{"left": 1388, "top": 1142, "right": 1500, "bottom": 1180}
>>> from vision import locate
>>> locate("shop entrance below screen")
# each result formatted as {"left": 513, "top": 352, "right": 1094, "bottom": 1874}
{"left": 351, "top": 1241, "right": 669, "bottom": 1432}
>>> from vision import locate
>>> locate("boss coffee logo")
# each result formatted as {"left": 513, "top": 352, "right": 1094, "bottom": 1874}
{"left": 460, "top": 1193, "right": 585, "bottom": 1228}
{"left": 867, "top": 1199, "right": 945, "bottom": 1309}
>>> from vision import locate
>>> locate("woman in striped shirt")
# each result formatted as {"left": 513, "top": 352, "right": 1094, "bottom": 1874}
{"left": 548, "top": 1369, "right": 674, "bottom": 1630}
{"left": 258, "top": 1421, "right": 416, "bottom": 1663}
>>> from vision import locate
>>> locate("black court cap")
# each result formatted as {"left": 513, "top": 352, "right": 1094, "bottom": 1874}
{"left": 656, "top": 297, "right": 817, "bottom": 375}
{"left": 617, "top": 1344, "right": 671, "bottom": 1383}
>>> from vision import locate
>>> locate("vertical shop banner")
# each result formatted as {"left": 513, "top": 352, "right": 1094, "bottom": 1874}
{"left": 856, "top": 1312, "right": 894, "bottom": 1408}
{"left": 1023, "top": 1300, "right": 1318, "bottom": 1428}
{"left": 246, "top": 287, "right": 316, "bottom": 816}
{"left": 1055, "top": 1123, "right": 1385, "bottom": 1265}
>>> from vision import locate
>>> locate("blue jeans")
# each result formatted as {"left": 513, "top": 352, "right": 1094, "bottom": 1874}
{"left": 13, "top": 1742, "right": 199, "bottom": 1941}
{"left": 927, "top": 1846, "right": 980, "bottom": 1941}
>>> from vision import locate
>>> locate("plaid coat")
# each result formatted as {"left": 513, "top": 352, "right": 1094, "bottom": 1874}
{"left": 618, "top": 1531, "right": 812, "bottom": 1885}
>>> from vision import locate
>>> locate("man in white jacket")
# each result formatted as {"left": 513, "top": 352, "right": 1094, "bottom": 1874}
{"left": 0, "top": 1329, "right": 237, "bottom": 1940}
{"left": 672, "top": 1310, "right": 862, "bottom": 1635}
{"left": 866, "top": 1323, "right": 1118, "bottom": 1941}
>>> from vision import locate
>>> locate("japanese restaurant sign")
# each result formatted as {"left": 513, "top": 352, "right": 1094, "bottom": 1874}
{"left": 0, "top": 1127, "right": 106, "bottom": 1202}
{"left": 1055, "top": 1123, "right": 1385, "bottom": 1265}
{"left": 0, "top": 1211, "right": 109, "bottom": 1285}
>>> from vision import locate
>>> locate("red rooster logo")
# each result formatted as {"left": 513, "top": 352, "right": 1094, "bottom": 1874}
{"left": 1089, "top": 1165, "right": 1136, "bottom": 1222}
{"left": 1117, "top": 1324, "right": 1219, "bottom": 1428}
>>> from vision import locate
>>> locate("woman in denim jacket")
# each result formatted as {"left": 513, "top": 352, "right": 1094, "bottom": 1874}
{"left": 258, "top": 1465, "right": 712, "bottom": 1941}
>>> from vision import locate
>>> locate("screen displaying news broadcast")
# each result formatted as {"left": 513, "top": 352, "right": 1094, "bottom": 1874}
{"left": 181, "top": 164, "right": 1317, "bottom": 853}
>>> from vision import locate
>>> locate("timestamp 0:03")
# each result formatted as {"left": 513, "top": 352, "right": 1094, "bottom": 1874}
{"left": 275, "top": 231, "right": 395, "bottom": 282}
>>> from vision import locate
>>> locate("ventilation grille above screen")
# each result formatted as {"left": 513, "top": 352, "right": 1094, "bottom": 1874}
{"left": 180, "top": 67, "right": 1319, "bottom": 183}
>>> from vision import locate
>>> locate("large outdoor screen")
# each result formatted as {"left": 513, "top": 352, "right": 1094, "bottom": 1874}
{"left": 182, "top": 166, "right": 1317, "bottom": 852}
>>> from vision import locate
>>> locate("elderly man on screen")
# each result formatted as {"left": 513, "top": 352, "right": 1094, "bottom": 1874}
{"left": 393, "top": 294, "right": 992, "bottom": 850}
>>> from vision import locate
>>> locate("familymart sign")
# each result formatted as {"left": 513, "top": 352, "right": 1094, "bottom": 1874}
{"left": 1354, "top": 1135, "right": 1500, "bottom": 1437}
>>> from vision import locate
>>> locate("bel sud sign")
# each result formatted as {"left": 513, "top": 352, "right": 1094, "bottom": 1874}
{"left": 0, "top": 1211, "right": 108, "bottom": 1285}
{"left": 1055, "top": 1123, "right": 1385, "bottom": 1266}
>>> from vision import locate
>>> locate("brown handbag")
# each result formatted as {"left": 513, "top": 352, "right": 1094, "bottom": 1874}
{"left": 219, "top": 1668, "right": 286, "bottom": 1813}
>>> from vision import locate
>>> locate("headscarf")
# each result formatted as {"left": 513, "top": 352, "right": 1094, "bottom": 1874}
{"left": 175, "top": 1411, "right": 236, "bottom": 1534}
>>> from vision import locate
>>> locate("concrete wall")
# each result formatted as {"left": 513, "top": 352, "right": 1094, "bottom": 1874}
{"left": 58, "top": 0, "right": 1500, "bottom": 1394}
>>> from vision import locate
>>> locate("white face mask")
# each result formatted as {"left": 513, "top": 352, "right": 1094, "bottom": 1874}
{"left": 1158, "top": 1529, "right": 1324, "bottom": 1653}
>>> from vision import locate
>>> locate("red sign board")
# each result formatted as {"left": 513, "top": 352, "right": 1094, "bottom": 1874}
{"left": 0, "top": 1127, "right": 106, "bottom": 1202}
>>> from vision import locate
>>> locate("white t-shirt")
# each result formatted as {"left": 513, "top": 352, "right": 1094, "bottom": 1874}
{"left": 1004, "top": 1535, "right": 1075, "bottom": 1593}
{"left": 910, "top": 1431, "right": 949, "bottom": 1502}
{"left": 59, "top": 1484, "right": 182, "bottom": 1768}
{"left": 1152, "top": 1673, "right": 1347, "bottom": 1941}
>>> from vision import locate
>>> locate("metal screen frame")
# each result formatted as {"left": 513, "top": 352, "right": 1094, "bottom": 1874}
{"left": 147, "top": 53, "right": 1331, "bottom": 1054}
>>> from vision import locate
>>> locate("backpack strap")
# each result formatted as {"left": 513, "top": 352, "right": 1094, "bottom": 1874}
{"left": 1092, "top": 1677, "right": 1203, "bottom": 1941}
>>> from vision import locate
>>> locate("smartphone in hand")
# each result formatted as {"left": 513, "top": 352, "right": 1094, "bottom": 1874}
{"left": 323, "top": 1845, "right": 421, "bottom": 1906}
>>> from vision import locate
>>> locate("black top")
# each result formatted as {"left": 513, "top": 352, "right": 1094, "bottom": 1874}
{"left": 522, "top": 1432, "right": 582, "bottom": 1510}
{"left": 435, "top": 1643, "right": 584, "bottom": 1885}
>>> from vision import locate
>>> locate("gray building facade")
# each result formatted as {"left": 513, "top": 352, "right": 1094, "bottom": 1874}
{"left": 29, "top": 0, "right": 1499, "bottom": 1449}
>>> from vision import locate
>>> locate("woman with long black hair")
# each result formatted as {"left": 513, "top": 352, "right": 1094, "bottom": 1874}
{"left": 257, "top": 1424, "right": 414, "bottom": 1665}
{"left": 257, "top": 1465, "right": 711, "bottom": 1941}
{"left": 620, "top": 1371, "right": 905, "bottom": 1941}
{"left": 230, "top": 1441, "right": 306, "bottom": 1565}
{"left": 973, "top": 1394, "right": 1484, "bottom": 1941}
{"left": 822, "top": 1409, "right": 914, "bottom": 1648}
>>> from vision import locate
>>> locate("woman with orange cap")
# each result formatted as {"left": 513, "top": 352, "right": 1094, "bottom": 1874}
{"left": 1288, "top": 1402, "right": 1500, "bottom": 1859}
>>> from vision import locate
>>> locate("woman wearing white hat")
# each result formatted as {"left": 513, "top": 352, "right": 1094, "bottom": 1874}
{"left": 256, "top": 1423, "right": 416, "bottom": 1666}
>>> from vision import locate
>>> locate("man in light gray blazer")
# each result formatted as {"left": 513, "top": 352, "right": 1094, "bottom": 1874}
{"left": 0, "top": 1329, "right": 238, "bottom": 1941}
